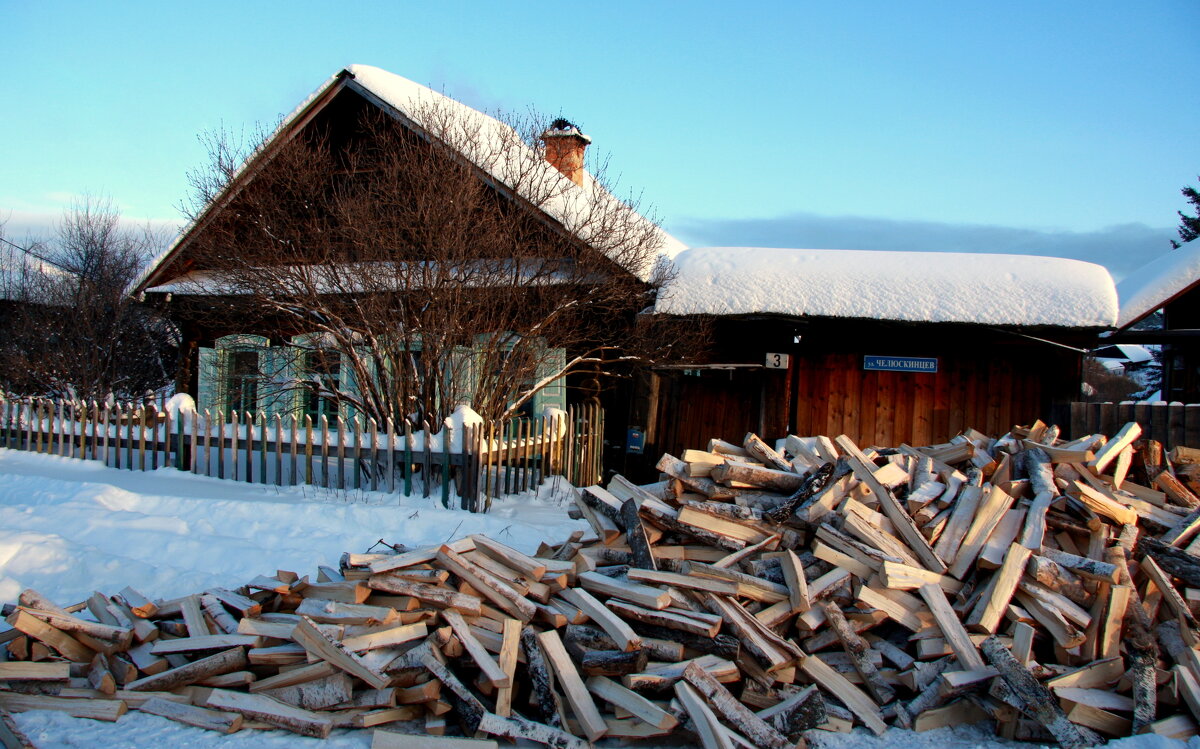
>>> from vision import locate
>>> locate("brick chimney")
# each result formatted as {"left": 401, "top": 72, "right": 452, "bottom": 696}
{"left": 540, "top": 118, "right": 591, "bottom": 186}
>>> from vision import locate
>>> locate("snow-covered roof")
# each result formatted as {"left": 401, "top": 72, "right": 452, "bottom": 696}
{"left": 1093, "top": 343, "right": 1154, "bottom": 363}
{"left": 1115, "top": 239, "right": 1200, "bottom": 329}
{"left": 654, "top": 247, "right": 1118, "bottom": 328}
{"left": 133, "top": 65, "right": 684, "bottom": 294}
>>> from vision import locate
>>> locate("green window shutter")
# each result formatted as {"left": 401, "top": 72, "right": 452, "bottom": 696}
{"left": 258, "top": 346, "right": 296, "bottom": 418}
{"left": 340, "top": 348, "right": 374, "bottom": 421}
{"left": 446, "top": 345, "right": 476, "bottom": 409}
{"left": 197, "top": 347, "right": 222, "bottom": 414}
{"left": 533, "top": 346, "right": 567, "bottom": 413}
{"left": 214, "top": 335, "right": 269, "bottom": 417}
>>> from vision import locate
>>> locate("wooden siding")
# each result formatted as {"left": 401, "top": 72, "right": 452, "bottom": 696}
{"left": 644, "top": 318, "right": 1089, "bottom": 462}
{"left": 791, "top": 352, "right": 1053, "bottom": 448}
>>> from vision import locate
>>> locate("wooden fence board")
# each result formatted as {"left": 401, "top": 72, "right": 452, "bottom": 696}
{"left": 0, "top": 397, "right": 602, "bottom": 513}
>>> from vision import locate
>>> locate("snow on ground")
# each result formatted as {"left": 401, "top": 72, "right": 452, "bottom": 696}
{"left": 0, "top": 449, "right": 1192, "bottom": 748}
{"left": 0, "top": 448, "right": 584, "bottom": 607}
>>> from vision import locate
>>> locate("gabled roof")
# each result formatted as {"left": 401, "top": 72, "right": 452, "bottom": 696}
{"left": 654, "top": 247, "right": 1118, "bottom": 329}
{"left": 1115, "top": 239, "right": 1200, "bottom": 329}
{"left": 133, "top": 65, "right": 684, "bottom": 294}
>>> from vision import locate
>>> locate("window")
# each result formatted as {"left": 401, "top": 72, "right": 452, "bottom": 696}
{"left": 303, "top": 350, "right": 340, "bottom": 423}
{"left": 227, "top": 350, "right": 260, "bottom": 414}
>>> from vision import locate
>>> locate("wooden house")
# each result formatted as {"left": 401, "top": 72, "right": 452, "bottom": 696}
{"left": 626, "top": 246, "right": 1118, "bottom": 468}
{"left": 131, "top": 65, "right": 683, "bottom": 426}
{"left": 1109, "top": 238, "right": 1200, "bottom": 402}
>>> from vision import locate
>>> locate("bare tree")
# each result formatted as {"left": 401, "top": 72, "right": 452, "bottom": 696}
{"left": 176, "top": 97, "right": 696, "bottom": 424}
{"left": 0, "top": 199, "right": 178, "bottom": 400}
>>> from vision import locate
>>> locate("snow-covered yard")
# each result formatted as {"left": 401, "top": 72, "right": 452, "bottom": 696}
{"left": 0, "top": 448, "right": 1192, "bottom": 749}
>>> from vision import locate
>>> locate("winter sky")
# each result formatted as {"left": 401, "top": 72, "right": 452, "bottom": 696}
{"left": 3, "top": 1, "right": 1197, "bottom": 279}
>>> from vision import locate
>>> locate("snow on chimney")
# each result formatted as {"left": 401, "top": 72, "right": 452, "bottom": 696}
{"left": 540, "top": 118, "right": 591, "bottom": 187}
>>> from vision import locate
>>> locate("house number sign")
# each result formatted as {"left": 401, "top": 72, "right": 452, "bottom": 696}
{"left": 765, "top": 353, "right": 790, "bottom": 369}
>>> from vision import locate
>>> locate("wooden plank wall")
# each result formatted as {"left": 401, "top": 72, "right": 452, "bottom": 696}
{"left": 791, "top": 353, "right": 1046, "bottom": 447}
{"left": 652, "top": 370, "right": 766, "bottom": 461}
{"left": 1070, "top": 401, "right": 1200, "bottom": 450}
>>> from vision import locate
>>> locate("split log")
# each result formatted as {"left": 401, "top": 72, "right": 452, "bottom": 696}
{"left": 673, "top": 680, "right": 734, "bottom": 749}
{"left": 823, "top": 601, "right": 895, "bottom": 704}
{"left": 205, "top": 688, "right": 332, "bottom": 738}
{"left": 0, "top": 693, "right": 127, "bottom": 722}
{"left": 520, "top": 626, "right": 564, "bottom": 729}
{"left": 980, "top": 635, "right": 1098, "bottom": 749}
{"left": 137, "top": 696, "right": 243, "bottom": 734}
{"left": 836, "top": 435, "right": 946, "bottom": 574}
{"left": 126, "top": 647, "right": 247, "bottom": 692}
{"left": 682, "top": 661, "right": 791, "bottom": 749}
{"left": 290, "top": 616, "right": 390, "bottom": 689}
{"left": 475, "top": 712, "right": 587, "bottom": 749}
{"left": 1140, "top": 536, "right": 1200, "bottom": 588}
{"left": 537, "top": 629, "right": 607, "bottom": 742}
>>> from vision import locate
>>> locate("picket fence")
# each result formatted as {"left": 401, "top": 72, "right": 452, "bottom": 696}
{"left": 0, "top": 398, "right": 605, "bottom": 513}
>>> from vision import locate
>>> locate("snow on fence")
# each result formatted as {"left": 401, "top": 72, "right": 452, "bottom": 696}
{"left": 0, "top": 398, "right": 604, "bottom": 512}
{"left": 1070, "top": 400, "right": 1200, "bottom": 449}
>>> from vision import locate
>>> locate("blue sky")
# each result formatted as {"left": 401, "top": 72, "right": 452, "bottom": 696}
{"left": 3, "top": 1, "right": 1198, "bottom": 277}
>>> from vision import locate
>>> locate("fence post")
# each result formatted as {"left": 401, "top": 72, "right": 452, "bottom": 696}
{"left": 368, "top": 418, "right": 378, "bottom": 493}
{"left": 386, "top": 417, "right": 395, "bottom": 494}
{"left": 259, "top": 412, "right": 268, "bottom": 485}
{"left": 274, "top": 414, "right": 282, "bottom": 486}
{"left": 442, "top": 423, "right": 452, "bottom": 509}
{"left": 243, "top": 411, "right": 253, "bottom": 483}
{"left": 304, "top": 415, "right": 313, "bottom": 485}
{"left": 422, "top": 420, "right": 432, "bottom": 499}
{"left": 189, "top": 410, "right": 198, "bottom": 474}
{"left": 229, "top": 410, "right": 239, "bottom": 481}
{"left": 320, "top": 415, "right": 330, "bottom": 489}
{"left": 285, "top": 415, "right": 295, "bottom": 484}
{"left": 137, "top": 405, "right": 147, "bottom": 471}
{"left": 352, "top": 415, "right": 362, "bottom": 491}
{"left": 56, "top": 400, "right": 64, "bottom": 457}
{"left": 404, "top": 421, "right": 413, "bottom": 497}
{"left": 149, "top": 405, "right": 159, "bottom": 470}
{"left": 483, "top": 419, "right": 495, "bottom": 508}
{"left": 337, "top": 416, "right": 347, "bottom": 491}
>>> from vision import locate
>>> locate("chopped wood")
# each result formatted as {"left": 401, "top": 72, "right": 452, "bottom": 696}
{"left": 0, "top": 692, "right": 127, "bottom": 722}
{"left": 674, "top": 680, "right": 735, "bottom": 749}
{"left": 205, "top": 688, "right": 332, "bottom": 738}
{"left": 537, "top": 628, "right": 607, "bottom": 742}
{"left": 137, "top": 696, "right": 243, "bottom": 734}
{"left": 291, "top": 615, "right": 390, "bottom": 689}
{"left": 6, "top": 420, "right": 1200, "bottom": 747}
{"left": 126, "top": 646, "right": 248, "bottom": 692}
{"left": 980, "top": 635, "right": 1098, "bottom": 749}
{"left": 836, "top": 435, "right": 946, "bottom": 573}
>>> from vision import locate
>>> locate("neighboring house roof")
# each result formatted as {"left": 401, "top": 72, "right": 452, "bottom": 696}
{"left": 132, "top": 65, "right": 684, "bottom": 294}
{"left": 654, "top": 247, "right": 1118, "bottom": 329}
{"left": 1092, "top": 343, "right": 1154, "bottom": 363}
{"left": 1115, "top": 239, "right": 1200, "bottom": 329}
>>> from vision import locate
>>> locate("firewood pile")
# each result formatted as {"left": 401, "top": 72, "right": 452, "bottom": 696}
{"left": 4, "top": 421, "right": 1200, "bottom": 748}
